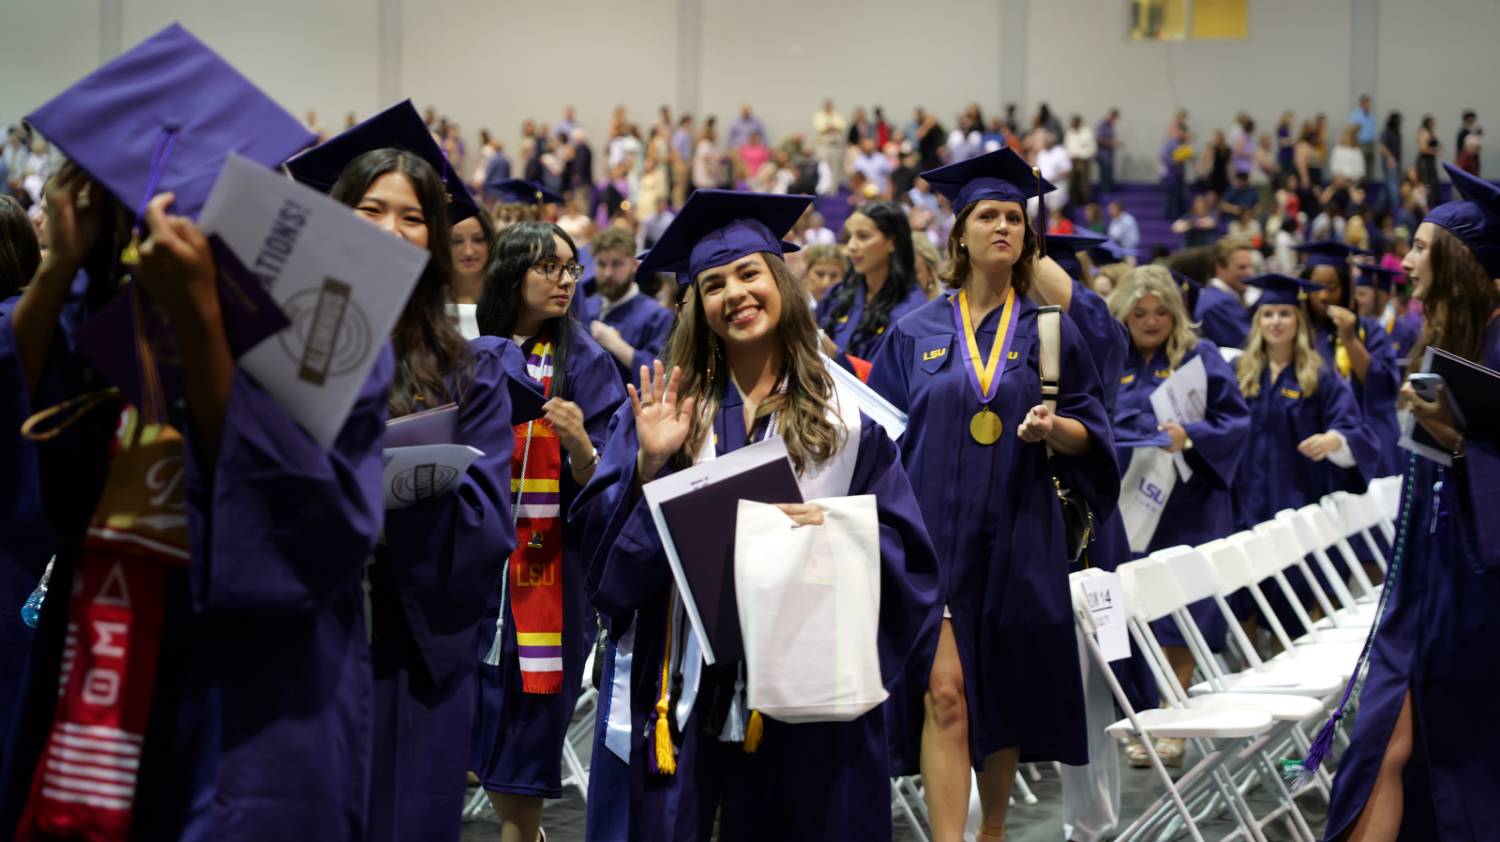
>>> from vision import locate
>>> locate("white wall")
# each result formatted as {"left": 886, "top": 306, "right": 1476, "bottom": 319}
{"left": 2, "top": 0, "right": 1497, "bottom": 184}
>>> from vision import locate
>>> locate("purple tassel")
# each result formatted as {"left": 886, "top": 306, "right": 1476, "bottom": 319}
{"left": 1283, "top": 711, "right": 1342, "bottom": 792}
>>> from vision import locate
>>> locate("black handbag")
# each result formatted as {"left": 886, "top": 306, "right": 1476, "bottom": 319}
{"left": 1037, "top": 306, "right": 1096, "bottom": 564}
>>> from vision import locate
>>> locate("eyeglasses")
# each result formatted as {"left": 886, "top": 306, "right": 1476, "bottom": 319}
{"left": 531, "top": 259, "right": 584, "bottom": 283}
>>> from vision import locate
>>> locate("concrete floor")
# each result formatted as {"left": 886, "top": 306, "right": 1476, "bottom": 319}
{"left": 460, "top": 747, "right": 1329, "bottom": 841}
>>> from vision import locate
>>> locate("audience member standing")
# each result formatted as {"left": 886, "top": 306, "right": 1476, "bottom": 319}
{"left": 1349, "top": 94, "right": 1378, "bottom": 179}
{"left": 727, "top": 104, "right": 767, "bottom": 151}
{"left": 1379, "top": 112, "right": 1403, "bottom": 210}
{"left": 1417, "top": 115, "right": 1441, "bottom": 201}
{"left": 1064, "top": 115, "right": 1097, "bottom": 207}
{"left": 1095, "top": 108, "right": 1121, "bottom": 194}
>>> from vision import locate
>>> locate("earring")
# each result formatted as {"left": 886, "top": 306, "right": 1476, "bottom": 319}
{"left": 708, "top": 333, "right": 723, "bottom": 383}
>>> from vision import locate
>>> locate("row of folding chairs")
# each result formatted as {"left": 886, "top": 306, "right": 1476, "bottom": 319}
{"left": 1066, "top": 478, "right": 1400, "bottom": 841}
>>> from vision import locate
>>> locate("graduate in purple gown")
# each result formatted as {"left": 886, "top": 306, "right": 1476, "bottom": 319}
{"left": 1194, "top": 238, "right": 1256, "bottom": 351}
{"left": 582, "top": 226, "right": 677, "bottom": 388}
{"left": 1107, "top": 265, "right": 1250, "bottom": 766}
{"left": 286, "top": 99, "right": 525, "bottom": 842}
{"left": 816, "top": 201, "right": 928, "bottom": 370}
{"left": 1324, "top": 162, "right": 1500, "bottom": 841}
{"left": 0, "top": 26, "right": 402, "bottom": 841}
{"left": 1297, "top": 240, "right": 1403, "bottom": 478}
{"left": 1231, "top": 273, "right": 1374, "bottom": 531}
{"left": 1357, "top": 264, "right": 1422, "bottom": 370}
{"left": 470, "top": 221, "right": 624, "bottom": 842}
{"left": 867, "top": 150, "right": 1120, "bottom": 842}
{"left": 575, "top": 189, "right": 940, "bottom": 842}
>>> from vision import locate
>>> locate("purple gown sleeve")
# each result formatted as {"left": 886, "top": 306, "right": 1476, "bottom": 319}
{"left": 0, "top": 300, "right": 61, "bottom": 577}
{"left": 574, "top": 406, "right": 676, "bottom": 623}
{"left": 383, "top": 337, "right": 519, "bottom": 686}
{"left": 849, "top": 417, "right": 942, "bottom": 689}
{"left": 1065, "top": 281, "right": 1130, "bottom": 413}
{"left": 1049, "top": 313, "right": 1123, "bottom": 522}
{"left": 625, "top": 307, "right": 675, "bottom": 382}
{"left": 1317, "top": 370, "right": 1376, "bottom": 490}
{"left": 866, "top": 322, "right": 913, "bottom": 414}
{"left": 184, "top": 345, "right": 393, "bottom": 615}
{"left": 1358, "top": 317, "right": 1401, "bottom": 407}
{"left": 1181, "top": 341, "right": 1252, "bottom": 488}
{"left": 1461, "top": 440, "right": 1500, "bottom": 573}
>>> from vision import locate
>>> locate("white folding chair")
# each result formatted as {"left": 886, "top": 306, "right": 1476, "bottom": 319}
{"left": 1252, "top": 519, "right": 1369, "bottom": 633}
{"left": 1116, "top": 558, "right": 1319, "bottom": 841}
{"left": 1233, "top": 528, "right": 1368, "bottom": 647}
{"left": 1370, "top": 476, "right": 1402, "bottom": 543}
{"left": 1292, "top": 504, "right": 1379, "bottom": 603}
{"left": 1070, "top": 570, "right": 1269, "bottom": 842}
{"left": 1325, "top": 491, "right": 1390, "bottom": 576}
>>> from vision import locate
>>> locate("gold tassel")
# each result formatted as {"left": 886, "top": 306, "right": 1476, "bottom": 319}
{"left": 653, "top": 704, "right": 677, "bottom": 774}
{"left": 652, "top": 597, "right": 677, "bottom": 774}
{"left": 743, "top": 710, "right": 764, "bottom": 754}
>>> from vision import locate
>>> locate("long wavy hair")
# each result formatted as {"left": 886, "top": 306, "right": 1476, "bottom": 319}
{"left": 940, "top": 199, "right": 1039, "bottom": 296}
{"left": 475, "top": 221, "right": 579, "bottom": 399}
{"left": 1237, "top": 304, "right": 1323, "bottom": 398}
{"left": 668, "top": 252, "right": 843, "bottom": 474}
{"left": 819, "top": 201, "right": 917, "bottom": 345}
{"left": 1412, "top": 224, "right": 1500, "bottom": 366}
{"left": 330, "top": 148, "right": 466, "bottom": 418}
{"left": 1108, "top": 265, "right": 1200, "bottom": 370}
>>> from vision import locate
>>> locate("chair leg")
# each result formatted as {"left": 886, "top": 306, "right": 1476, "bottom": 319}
{"left": 890, "top": 779, "right": 930, "bottom": 842}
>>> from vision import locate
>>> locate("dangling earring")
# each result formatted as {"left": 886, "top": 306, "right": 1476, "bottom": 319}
{"left": 708, "top": 333, "right": 723, "bottom": 384}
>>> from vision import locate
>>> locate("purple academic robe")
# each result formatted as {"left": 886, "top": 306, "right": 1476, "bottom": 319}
{"left": 1194, "top": 284, "right": 1251, "bottom": 351}
{"left": 0, "top": 296, "right": 61, "bottom": 773}
{"left": 1325, "top": 319, "right": 1500, "bottom": 841}
{"left": 576, "top": 379, "right": 940, "bottom": 842}
{"left": 1314, "top": 316, "right": 1402, "bottom": 478}
{"left": 1385, "top": 316, "right": 1421, "bottom": 368}
{"left": 868, "top": 294, "right": 1121, "bottom": 771}
{"left": 596, "top": 291, "right": 676, "bottom": 388}
{"left": 817, "top": 278, "right": 929, "bottom": 366}
{"left": 366, "top": 336, "right": 528, "bottom": 842}
{"left": 0, "top": 303, "right": 392, "bottom": 841}
{"left": 1113, "top": 341, "right": 1250, "bottom": 649}
{"left": 470, "top": 326, "right": 624, "bottom": 798}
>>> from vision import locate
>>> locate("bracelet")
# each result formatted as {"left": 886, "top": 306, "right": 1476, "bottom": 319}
{"left": 576, "top": 448, "right": 601, "bottom": 470}
{"left": 1451, "top": 432, "right": 1467, "bottom": 460}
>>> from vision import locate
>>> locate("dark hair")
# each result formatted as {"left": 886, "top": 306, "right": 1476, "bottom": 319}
{"left": 476, "top": 221, "right": 579, "bottom": 399}
{"left": 820, "top": 201, "right": 917, "bottom": 349}
{"left": 1385, "top": 111, "right": 1402, "bottom": 132}
{"left": 0, "top": 195, "right": 40, "bottom": 297}
{"left": 1414, "top": 225, "right": 1500, "bottom": 367}
{"left": 1301, "top": 262, "right": 1352, "bottom": 309}
{"left": 330, "top": 148, "right": 465, "bottom": 418}
{"left": 1168, "top": 246, "right": 1215, "bottom": 285}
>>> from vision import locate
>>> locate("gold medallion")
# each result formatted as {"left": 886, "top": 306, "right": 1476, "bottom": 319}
{"left": 969, "top": 408, "right": 1002, "bottom": 445}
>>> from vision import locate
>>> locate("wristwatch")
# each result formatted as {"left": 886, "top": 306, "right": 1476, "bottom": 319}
{"left": 577, "top": 448, "right": 601, "bottom": 470}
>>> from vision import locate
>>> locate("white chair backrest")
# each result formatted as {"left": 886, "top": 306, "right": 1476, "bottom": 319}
{"left": 1115, "top": 558, "right": 1188, "bottom": 622}
{"left": 1151, "top": 545, "right": 1220, "bottom": 603}
{"left": 1300, "top": 504, "right": 1343, "bottom": 547}
{"left": 1328, "top": 491, "right": 1370, "bottom": 532}
{"left": 1374, "top": 476, "right": 1402, "bottom": 520}
{"left": 1203, "top": 539, "right": 1256, "bottom": 593}
{"left": 1252, "top": 520, "right": 1304, "bottom": 573}
{"left": 1275, "top": 508, "right": 1321, "bottom": 553}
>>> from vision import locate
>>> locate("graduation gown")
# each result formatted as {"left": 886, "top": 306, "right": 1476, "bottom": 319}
{"left": 1113, "top": 341, "right": 1250, "bottom": 649}
{"left": 1384, "top": 315, "right": 1421, "bottom": 369}
{"left": 1325, "top": 319, "right": 1500, "bottom": 841}
{"left": 1194, "top": 284, "right": 1251, "bottom": 351}
{"left": 0, "top": 304, "right": 392, "bottom": 841}
{"left": 470, "top": 326, "right": 624, "bottom": 798}
{"left": 576, "top": 376, "right": 940, "bottom": 842}
{"left": 1314, "top": 316, "right": 1402, "bottom": 477}
{"left": 817, "top": 278, "right": 928, "bottom": 366}
{"left": 366, "top": 336, "right": 526, "bottom": 841}
{"left": 595, "top": 290, "right": 676, "bottom": 387}
{"left": 869, "top": 293, "right": 1121, "bottom": 770}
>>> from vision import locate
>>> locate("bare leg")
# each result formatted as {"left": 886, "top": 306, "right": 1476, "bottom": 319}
{"left": 1163, "top": 644, "right": 1196, "bottom": 692}
{"left": 488, "top": 791, "right": 543, "bottom": 842}
{"left": 1346, "top": 690, "right": 1415, "bottom": 842}
{"left": 974, "top": 747, "right": 1021, "bottom": 841}
{"left": 921, "top": 620, "right": 971, "bottom": 842}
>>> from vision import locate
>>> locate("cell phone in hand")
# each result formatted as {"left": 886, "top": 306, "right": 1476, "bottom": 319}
{"left": 1408, "top": 372, "right": 1445, "bottom": 402}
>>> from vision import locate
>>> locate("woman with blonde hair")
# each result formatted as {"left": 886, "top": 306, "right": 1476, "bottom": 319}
{"left": 1231, "top": 273, "right": 1374, "bottom": 533}
{"left": 911, "top": 232, "right": 943, "bottom": 299}
{"left": 799, "top": 241, "right": 847, "bottom": 302}
{"left": 1107, "top": 265, "right": 1250, "bottom": 765}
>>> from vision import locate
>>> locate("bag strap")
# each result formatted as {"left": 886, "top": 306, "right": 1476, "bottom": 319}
{"left": 1037, "top": 305, "right": 1062, "bottom": 458}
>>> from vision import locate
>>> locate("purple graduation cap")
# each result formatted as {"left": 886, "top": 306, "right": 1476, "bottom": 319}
{"left": 26, "top": 22, "right": 316, "bottom": 221}
{"left": 1046, "top": 229, "right": 1109, "bottom": 255}
{"left": 1089, "top": 239, "right": 1137, "bottom": 264}
{"left": 1292, "top": 239, "right": 1369, "bottom": 268}
{"left": 1245, "top": 273, "right": 1323, "bottom": 309}
{"left": 1425, "top": 161, "right": 1500, "bottom": 278}
{"left": 919, "top": 148, "right": 1056, "bottom": 213}
{"left": 1355, "top": 263, "right": 1404, "bottom": 291}
{"left": 484, "top": 177, "right": 565, "bottom": 206}
{"left": 284, "top": 99, "right": 480, "bottom": 222}
{"left": 636, "top": 189, "right": 812, "bottom": 285}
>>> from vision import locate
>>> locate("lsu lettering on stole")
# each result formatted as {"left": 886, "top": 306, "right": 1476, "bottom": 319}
{"left": 508, "top": 338, "right": 565, "bottom": 694}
